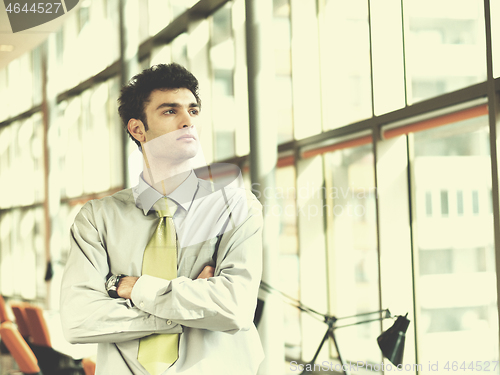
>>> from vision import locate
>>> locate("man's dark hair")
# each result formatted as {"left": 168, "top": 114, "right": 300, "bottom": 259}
{"left": 118, "top": 63, "right": 201, "bottom": 147}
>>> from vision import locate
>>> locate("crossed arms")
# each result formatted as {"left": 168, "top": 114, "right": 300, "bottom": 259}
{"left": 60, "top": 194, "right": 262, "bottom": 345}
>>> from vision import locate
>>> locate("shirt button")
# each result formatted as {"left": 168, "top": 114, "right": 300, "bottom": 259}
{"left": 167, "top": 320, "right": 172, "bottom": 325}
{"left": 140, "top": 302, "right": 144, "bottom": 308}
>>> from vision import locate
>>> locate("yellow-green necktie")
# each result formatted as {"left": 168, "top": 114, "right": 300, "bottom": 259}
{"left": 138, "top": 197, "right": 179, "bottom": 375}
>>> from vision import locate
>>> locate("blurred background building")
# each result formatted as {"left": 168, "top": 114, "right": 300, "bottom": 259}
{"left": 0, "top": 0, "right": 499, "bottom": 374}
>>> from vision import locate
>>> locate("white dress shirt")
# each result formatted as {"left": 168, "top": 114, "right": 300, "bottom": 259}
{"left": 60, "top": 169, "right": 264, "bottom": 374}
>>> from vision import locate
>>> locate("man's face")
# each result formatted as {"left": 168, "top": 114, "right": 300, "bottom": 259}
{"left": 142, "top": 88, "right": 201, "bottom": 163}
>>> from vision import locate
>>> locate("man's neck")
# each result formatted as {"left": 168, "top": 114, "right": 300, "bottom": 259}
{"left": 143, "top": 161, "right": 192, "bottom": 196}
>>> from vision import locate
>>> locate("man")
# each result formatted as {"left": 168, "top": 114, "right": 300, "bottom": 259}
{"left": 60, "top": 63, "right": 264, "bottom": 375}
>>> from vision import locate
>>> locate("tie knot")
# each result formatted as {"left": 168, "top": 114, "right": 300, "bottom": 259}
{"left": 153, "top": 197, "right": 177, "bottom": 218}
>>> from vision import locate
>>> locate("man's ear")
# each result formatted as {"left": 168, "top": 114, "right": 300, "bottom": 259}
{"left": 127, "top": 118, "right": 146, "bottom": 143}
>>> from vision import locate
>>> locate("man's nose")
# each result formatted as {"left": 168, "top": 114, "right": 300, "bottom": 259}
{"left": 179, "top": 110, "right": 193, "bottom": 128}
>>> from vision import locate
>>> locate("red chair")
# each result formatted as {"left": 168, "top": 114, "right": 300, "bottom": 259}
{"left": 0, "top": 321, "right": 41, "bottom": 375}
{"left": 24, "top": 305, "right": 51, "bottom": 347}
{"left": 22, "top": 304, "right": 84, "bottom": 374}
{"left": 0, "top": 295, "right": 10, "bottom": 323}
{"left": 10, "top": 302, "right": 31, "bottom": 340}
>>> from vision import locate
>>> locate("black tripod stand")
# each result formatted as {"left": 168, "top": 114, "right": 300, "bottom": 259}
{"left": 301, "top": 310, "right": 391, "bottom": 375}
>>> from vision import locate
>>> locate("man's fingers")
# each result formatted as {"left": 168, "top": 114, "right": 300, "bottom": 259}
{"left": 205, "top": 266, "right": 215, "bottom": 277}
{"left": 197, "top": 265, "right": 215, "bottom": 279}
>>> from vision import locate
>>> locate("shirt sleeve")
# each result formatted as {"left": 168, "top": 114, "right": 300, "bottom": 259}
{"left": 60, "top": 202, "right": 182, "bottom": 345}
{"left": 130, "top": 192, "right": 263, "bottom": 333}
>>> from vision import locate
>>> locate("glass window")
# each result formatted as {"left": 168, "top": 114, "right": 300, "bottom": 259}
{"left": 411, "top": 114, "right": 499, "bottom": 369}
{"left": 107, "top": 76, "right": 124, "bottom": 189}
{"left": 59, "top": 96, "right": 83, "bottom": 198}
{"left": 210, "top": 3, "right": 236, "bottom": 161}
{"left": 0, "top": 210, "right": 13, "bottom": 295}
{"left": 370, "top": 0, "right": 406, "bottom": 115}
{"left": 295, "top": 155, "right": 329, "bottom": 363}
{"left": 273, "top": 0, "right": 293, "bottom": 144}
{"left": 148, "top": 0, "right": 172, "bottom": 37}
{"left": 170, "top": 0, "right": 196, "bottom": 19}
{"left": 232, "top": 0, "right": 250, "bottom": 157}
{"left": 290, "top": 0, "right": 322, "bottom": 140}
{"left": 324, "top": 143, "right": 380, "bottom": 364}
{"left": 7, "top": 54, "right": 34, "bottom": 117}
{"left": 172, "top": 33, "right": 188, "bottom": 67}
{"left": 32, "top": 45, "right": 43, "bottom": 106}
{"left": 320, "top": 0, "right": 372, "bottom": 130}
{"left": 0, "top": 114, "right": 44, "bottom": 209}
{"left": 56, "top": 78, "right": 123, "bottom": 198}
{"left": 151, "top": 43, "right": 173, "bottom": 66}
{"left": 492, "top": 0, "right": 500, "bottom": 77}
{"left": 0, "top": 67, "right": 8, "bottom": 122}
{"left": 60, "top": 0, "right": 120, "bottom": 90}
{"left": 319, "top": 0, "right": 373, "bottom": 130}
{"left": 0, "top": 124, "right": 14, "bottom": 209}
{"left": 403, "top": 0, "right": 487, "bottom": 103}
{"left": 0, "top": 207, "right": 45, "bottom": 299}
{"left": 275, "top": 165, "right": 301, "bottom": 359}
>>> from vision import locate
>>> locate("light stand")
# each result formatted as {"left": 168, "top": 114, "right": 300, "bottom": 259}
{"left": 259, "top": 281, "right": 410, "bottom": 375}
{"left": 301, "top": 309, "right": 394, "bottom": 375}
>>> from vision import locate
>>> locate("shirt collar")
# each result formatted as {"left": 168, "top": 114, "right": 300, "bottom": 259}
{"left": 133, "top": 171, "right": 199, "bottom": 215}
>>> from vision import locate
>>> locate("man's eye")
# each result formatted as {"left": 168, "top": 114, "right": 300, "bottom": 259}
{"left": 164, "top": 109, "right": 175, "bottom": 114}
{"left": 190, "top": 109, "right": 199, "bottom": 115}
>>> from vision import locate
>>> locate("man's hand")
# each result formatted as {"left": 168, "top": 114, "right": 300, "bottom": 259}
{"left": 117, "top": 276, "right": 139, "bottom": 299}
{"left": 197, "top": 265, "right": 215, "bottom": 279}
{"left": 117, "top": 267, "right": 213, "bottom": 300}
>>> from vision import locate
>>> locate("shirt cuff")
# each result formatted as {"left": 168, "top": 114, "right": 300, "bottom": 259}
{"left": 131, "top": 275, "right": 183, "bottom": 333}
{"left": 131, "top": 274, "right": 171, "bottom": 314}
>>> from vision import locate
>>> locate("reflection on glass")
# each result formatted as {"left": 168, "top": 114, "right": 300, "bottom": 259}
{"left": 0, "top": 67, "right": 8, "bottom": 122}
{"left": 53, "top": 76, "right": 123, "bottom": 199}
{"left": 210, "top": 3, "right": 236, "bottom": 161}
{"left": 148, "top": 0, "right": 172, "bottom": 37}
{"left": 0, "top": 208, "right": 45, "bottom": 299}
{"left": 61, "top": 96, "right": 84, "bottom": 198}
{"left": 403, "top": 0, "right": 486, "bottom": 103}
{"left": 57, "top": 0, "right": 120, "bottom": 91}
{"left": 370, "top": 0, "right": 405, "bottom": 115}
{"left": 275, "top": 165, "right": 301, "bottom": 360}
{"left": 412, "top": 116, "right": 499, "bottom": 373}
{"left": 492, "top": 0, "right": 500, "bottom": 78}
{"left": 172, "top": 33, "right": 189, "bottom": 68}
{"left": 0, "top": 211, "right": 13, "bottom": 295}
{"left": 0, "top": 114, "right": 44, "bottom": 209}
{"left": 320, "top": 0, "right": 373, "bottom": 130}
{"left": 273, "top": 0, "right": 294, "bottom": 144}
{"left": 6, "top": 53, "right": 34, "bottom": 117}
{"left": 324, "top": 144, "right": 380, "bottom": 364}
{"left": 170, "top": 0, "right": 196, "bottom": 19}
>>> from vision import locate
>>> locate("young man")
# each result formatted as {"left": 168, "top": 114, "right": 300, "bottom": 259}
{"left": 60, "top": 64, "right": 264, "bottom": 375}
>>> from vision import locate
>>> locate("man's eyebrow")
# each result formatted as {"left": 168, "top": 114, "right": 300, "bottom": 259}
{"left": 155, "top": 102, "right": 200, "bottom": 111}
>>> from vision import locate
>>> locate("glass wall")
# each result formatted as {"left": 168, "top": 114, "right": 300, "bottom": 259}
{"left": 273, "top": 0, "right": 294, "bottom": 144}
{"left": 403, "top": 0, "right": 487, "bottom": 104}
{"left": 275, "top": 165, "right": 301, "bottom": 359}
{"left": 1, "top": 0, "right": 500, "bottom": 374}
{"left": 411, "top": 116, "right": 499, "bottom": 371}
{"left": 319, "top": 0, "right": 373, "bottom": 130}
{"left": 324, "top": 143, "right": 380, "bottom": 364}
{"left": 211, "top": 3, "right": 237, "bottom": 160}
{"left": 57, "top": 0, "right": 120, "bottom": 91}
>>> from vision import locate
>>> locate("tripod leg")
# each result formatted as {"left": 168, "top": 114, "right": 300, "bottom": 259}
{"left": 300, "top": 325, "right": 332, "bottom": 375}
{"left": 330, "top": 330, "right": 348, "bottom": 375}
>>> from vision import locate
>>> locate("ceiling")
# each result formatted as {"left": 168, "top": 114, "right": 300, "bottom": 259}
{"left": 0, "top": 1, "right": 81, "bottom": 70}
